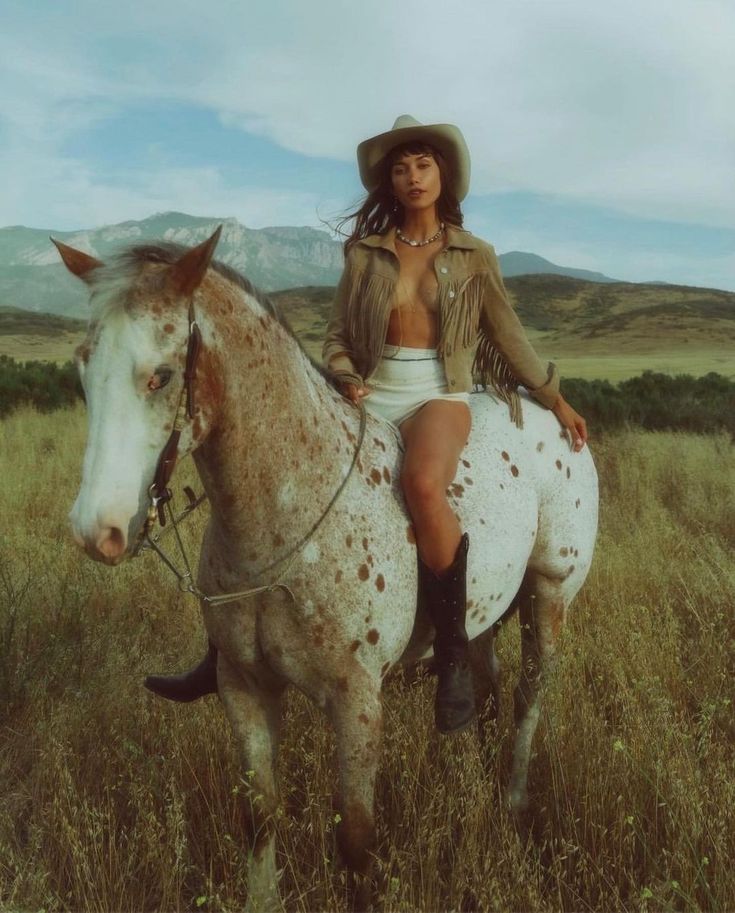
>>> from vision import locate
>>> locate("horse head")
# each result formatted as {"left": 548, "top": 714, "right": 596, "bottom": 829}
{"left": 54, "top": 227, "right": 224, "bottom": 564}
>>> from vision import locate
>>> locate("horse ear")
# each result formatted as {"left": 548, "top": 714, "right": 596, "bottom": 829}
{"left": 168, "top": 225, "right": 223, "bottom": 297}
{"left": 50, "top": 237, "right": 104, "bottom": 282}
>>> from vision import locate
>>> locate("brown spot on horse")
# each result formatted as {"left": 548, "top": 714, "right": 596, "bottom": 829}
{"left": 501, "top": 451, "right": 510, "bottom": 461}
{"left": 511, "top": 465, "right": 519, "bottom": 477}
{"left": 350, "top": 640, "right": 361, "bottom": 653}
{"left": 383, "top": 466, "right": 391, "bottom": 483}
{"left": 358, "top": 564, "right": 369, "bottom": 581}
{"left": 370, "top": 468, "right": 382, "bottom": 485}
{"left": 367, "top": 629, "right": 380, "bottom": 645}
{"left": 375, "top": 574, "right": 385, "bottom": 592}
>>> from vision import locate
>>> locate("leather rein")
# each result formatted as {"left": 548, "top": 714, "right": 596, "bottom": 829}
{"left": 130, "top": 296, "right": 366, "bottom": 608}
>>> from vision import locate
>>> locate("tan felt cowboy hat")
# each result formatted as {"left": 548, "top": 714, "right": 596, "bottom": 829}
{"left": 356, "top": 114, "right": 471, "bottom": 201}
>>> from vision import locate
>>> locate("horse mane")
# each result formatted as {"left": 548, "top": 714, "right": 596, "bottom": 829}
{"left": 89, "top": 241, "right": 340, "bottom": 390}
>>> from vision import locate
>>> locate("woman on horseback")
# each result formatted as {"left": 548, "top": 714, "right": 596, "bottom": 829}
{"left": 145, "top": 115, "right": 587, "bottom": 734}
{"left": 322, "top": 115, "right": 587, "bottom": 733}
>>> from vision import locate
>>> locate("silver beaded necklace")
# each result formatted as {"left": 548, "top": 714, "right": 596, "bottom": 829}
{"left": 396, "top": 222, "right": 445, "bottom": 247}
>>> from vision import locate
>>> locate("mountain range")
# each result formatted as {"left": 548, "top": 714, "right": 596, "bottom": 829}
{"left": 0, "top": 211, "right": 618, "bottom": 318}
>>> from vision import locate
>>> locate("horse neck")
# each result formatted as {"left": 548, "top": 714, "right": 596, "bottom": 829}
{"left": 193, "top": 296, "right": 359, "bottom": 569}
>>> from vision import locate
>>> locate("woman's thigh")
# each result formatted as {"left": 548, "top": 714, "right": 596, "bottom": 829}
{"left": 399, "top": 400, "right": 472, "bottom": 492}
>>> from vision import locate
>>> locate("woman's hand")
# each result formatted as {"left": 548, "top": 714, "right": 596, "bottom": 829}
{"left": 552, "top": 395, "right": 588, "bottom": 452}
{"left": 338, "top": 381, "right": 371, "bottom": 406}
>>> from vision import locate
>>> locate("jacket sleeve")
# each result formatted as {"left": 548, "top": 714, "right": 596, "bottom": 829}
{"left": 322, "top": 250, "right": 364, "bottom": 386}
{"left": 478, "top": 244, "right": 560, "bottom": 409}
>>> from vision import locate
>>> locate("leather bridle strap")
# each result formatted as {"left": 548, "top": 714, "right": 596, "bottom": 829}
{"left": 149, "top": 297, "right": 202, "bottom": 526}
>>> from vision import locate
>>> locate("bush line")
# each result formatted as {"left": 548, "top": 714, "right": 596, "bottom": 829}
{"left": 1, "top": 355, "right": 732, "bottom": 434}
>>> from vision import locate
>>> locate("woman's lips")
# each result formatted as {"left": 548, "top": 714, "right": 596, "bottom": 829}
{"left": 408, "top": 190, "right": 424, "bottom": 198}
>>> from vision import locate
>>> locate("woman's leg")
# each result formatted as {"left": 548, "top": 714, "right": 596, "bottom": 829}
{"left": 399, "top": 400, "right": 471, "bottom": 572}
{"left": 399, "top": 400, "right": 476, "bottom": 733}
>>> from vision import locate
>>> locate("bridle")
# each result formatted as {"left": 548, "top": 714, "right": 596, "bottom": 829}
{"left": 129, "top": 294, "right": 202, "bottom": 556}
{"left": 129, "top": 294, "right": 367, "bottom": 608}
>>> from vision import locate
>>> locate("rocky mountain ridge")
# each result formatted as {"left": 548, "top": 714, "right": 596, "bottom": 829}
{"left": 0, "top": 211, "right": 620, "bottom": 318}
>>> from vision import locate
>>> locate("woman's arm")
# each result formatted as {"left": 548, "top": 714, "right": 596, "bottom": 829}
{"left": 478, "top": 244, "right": 587, "bottom": 449}
{"left": 477, "top": 245, "right": 558, "bottom": 403}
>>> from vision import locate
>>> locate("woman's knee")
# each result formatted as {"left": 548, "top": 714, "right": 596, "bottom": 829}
{"left": 401, "top": 466, "right": 446, "bottom": 510}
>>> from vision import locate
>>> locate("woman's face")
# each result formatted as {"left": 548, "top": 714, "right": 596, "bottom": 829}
{"left": 390, "top": 151, "right": 441, "bottom": 216}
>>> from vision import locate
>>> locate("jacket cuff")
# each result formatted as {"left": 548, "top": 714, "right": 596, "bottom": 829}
{"left": 328, "top": 354, "right": 364, "bottom": 388}
{"left": 527, "top": 362, "right": 560, "bottom": 409}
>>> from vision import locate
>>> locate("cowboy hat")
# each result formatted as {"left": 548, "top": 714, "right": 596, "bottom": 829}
{"left": 356, "top": 114, "right": 471, "bottom": 201}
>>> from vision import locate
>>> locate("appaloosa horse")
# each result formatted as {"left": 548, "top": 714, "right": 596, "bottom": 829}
{"left": 56, "top": 227, "right": 598, "bottom": 911}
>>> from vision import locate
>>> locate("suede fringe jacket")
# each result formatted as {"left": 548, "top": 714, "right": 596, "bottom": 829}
{"left": 322, "top": 224, "right": 560, "bottom": 428}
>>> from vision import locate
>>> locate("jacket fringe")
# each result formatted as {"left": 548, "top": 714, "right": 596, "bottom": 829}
{"left": 473, "top": 333, "right": 524, "bottom": 429}
{"left": 439, "top": 272, "right": 524, "bottom": 429}
{"left": 344, "top": 264, "right": 393, "bottom": 371}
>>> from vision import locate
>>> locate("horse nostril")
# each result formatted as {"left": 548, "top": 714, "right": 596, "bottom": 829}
{"left": 97, "top": 527, "right": 127, "bottom": 559}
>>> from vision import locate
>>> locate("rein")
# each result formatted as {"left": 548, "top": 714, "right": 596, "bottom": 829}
{"left": 131, "top": 296, "right": 367, "bottom": 607}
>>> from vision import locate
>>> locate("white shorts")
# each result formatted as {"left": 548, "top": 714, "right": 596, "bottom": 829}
{"left": 363, "top": 345, "right": 471, "bottom": 427}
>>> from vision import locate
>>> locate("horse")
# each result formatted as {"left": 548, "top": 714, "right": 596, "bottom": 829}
{"left": 55, "top": 227, "right": 598, "bottom": 911}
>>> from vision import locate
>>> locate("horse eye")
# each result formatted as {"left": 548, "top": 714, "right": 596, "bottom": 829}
{"left": 148, "top": 366, "right": 173, "bottom": 392}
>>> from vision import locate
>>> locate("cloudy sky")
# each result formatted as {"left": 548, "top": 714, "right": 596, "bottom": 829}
{"left": 2, "top": 0, "right": 734, "bottom": 289}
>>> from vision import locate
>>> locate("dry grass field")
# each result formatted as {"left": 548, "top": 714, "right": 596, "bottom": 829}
{"left": 0, "top": 403, "right": 733, "bottom": 912}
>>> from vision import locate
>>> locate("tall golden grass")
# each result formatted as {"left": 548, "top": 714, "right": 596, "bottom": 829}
{"left": 1, "top": 403, "right": 733, "bottom": 912}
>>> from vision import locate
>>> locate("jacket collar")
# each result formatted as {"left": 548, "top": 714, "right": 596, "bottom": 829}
{"left": 356, "top": 223, "right": 483, "bottom": 253}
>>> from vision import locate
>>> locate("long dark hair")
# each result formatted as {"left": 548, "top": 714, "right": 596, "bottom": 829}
{"left": 333, "top": 142, "right": 464, "bottom": 255}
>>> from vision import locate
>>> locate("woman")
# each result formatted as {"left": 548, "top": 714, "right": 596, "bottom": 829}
{"left": 145, "top": 116, "right": 587, "bottom": 732}
{"left": 323, "top": 115, "right": 587, "bottom": 733}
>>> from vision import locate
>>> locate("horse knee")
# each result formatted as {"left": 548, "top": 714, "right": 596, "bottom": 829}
{"left": 336, "top": 800, "right": 376, "bottom": 876}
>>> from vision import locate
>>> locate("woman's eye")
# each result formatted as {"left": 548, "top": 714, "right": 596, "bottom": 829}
{"left": 147, "top": 366, "right": 173, "bottom": 392}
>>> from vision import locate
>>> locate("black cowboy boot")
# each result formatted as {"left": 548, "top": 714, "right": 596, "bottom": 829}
{"left": 420, "top": 533, "right": 476, "bottom": 734}
{"left": 144, "top": 640, "right": 218, "bottom": 702}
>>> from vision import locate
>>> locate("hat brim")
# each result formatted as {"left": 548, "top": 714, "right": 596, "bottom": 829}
{"left": 356, "top": 123, "right": 471, "bottom": 202}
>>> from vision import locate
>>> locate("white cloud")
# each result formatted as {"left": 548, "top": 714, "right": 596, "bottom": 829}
{"left": 1, "top": 0, "right": 734, "bottom": 232}
{"left": 0, "top": 147, "right": 321, "bottom": 230}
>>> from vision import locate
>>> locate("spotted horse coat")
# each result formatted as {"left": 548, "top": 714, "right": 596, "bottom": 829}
{"left": 57, "top": 229, "right": 599, "bottom": 913}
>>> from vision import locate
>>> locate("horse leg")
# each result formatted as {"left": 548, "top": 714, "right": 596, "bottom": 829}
{"left": 217, "top": 654, "right": 286, "bottom": 913}
{"left": 329, "top": 680, "right": 383, "bottom": 912}
{"left": 509, "top": 572, "right": 566, "bottom": 822}
{"left": 468, "top": 624, "right": 502, "bottom": 746}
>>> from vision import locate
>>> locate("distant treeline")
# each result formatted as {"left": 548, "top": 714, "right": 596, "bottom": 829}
{"left": 559, "top": 371, "right": 734, "bottom": 436}
{"left": 0, "top": 356, "right": 732, "bottom": 435}
{"left": 0, "top": 356, "right": 83, "bottom": 417}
